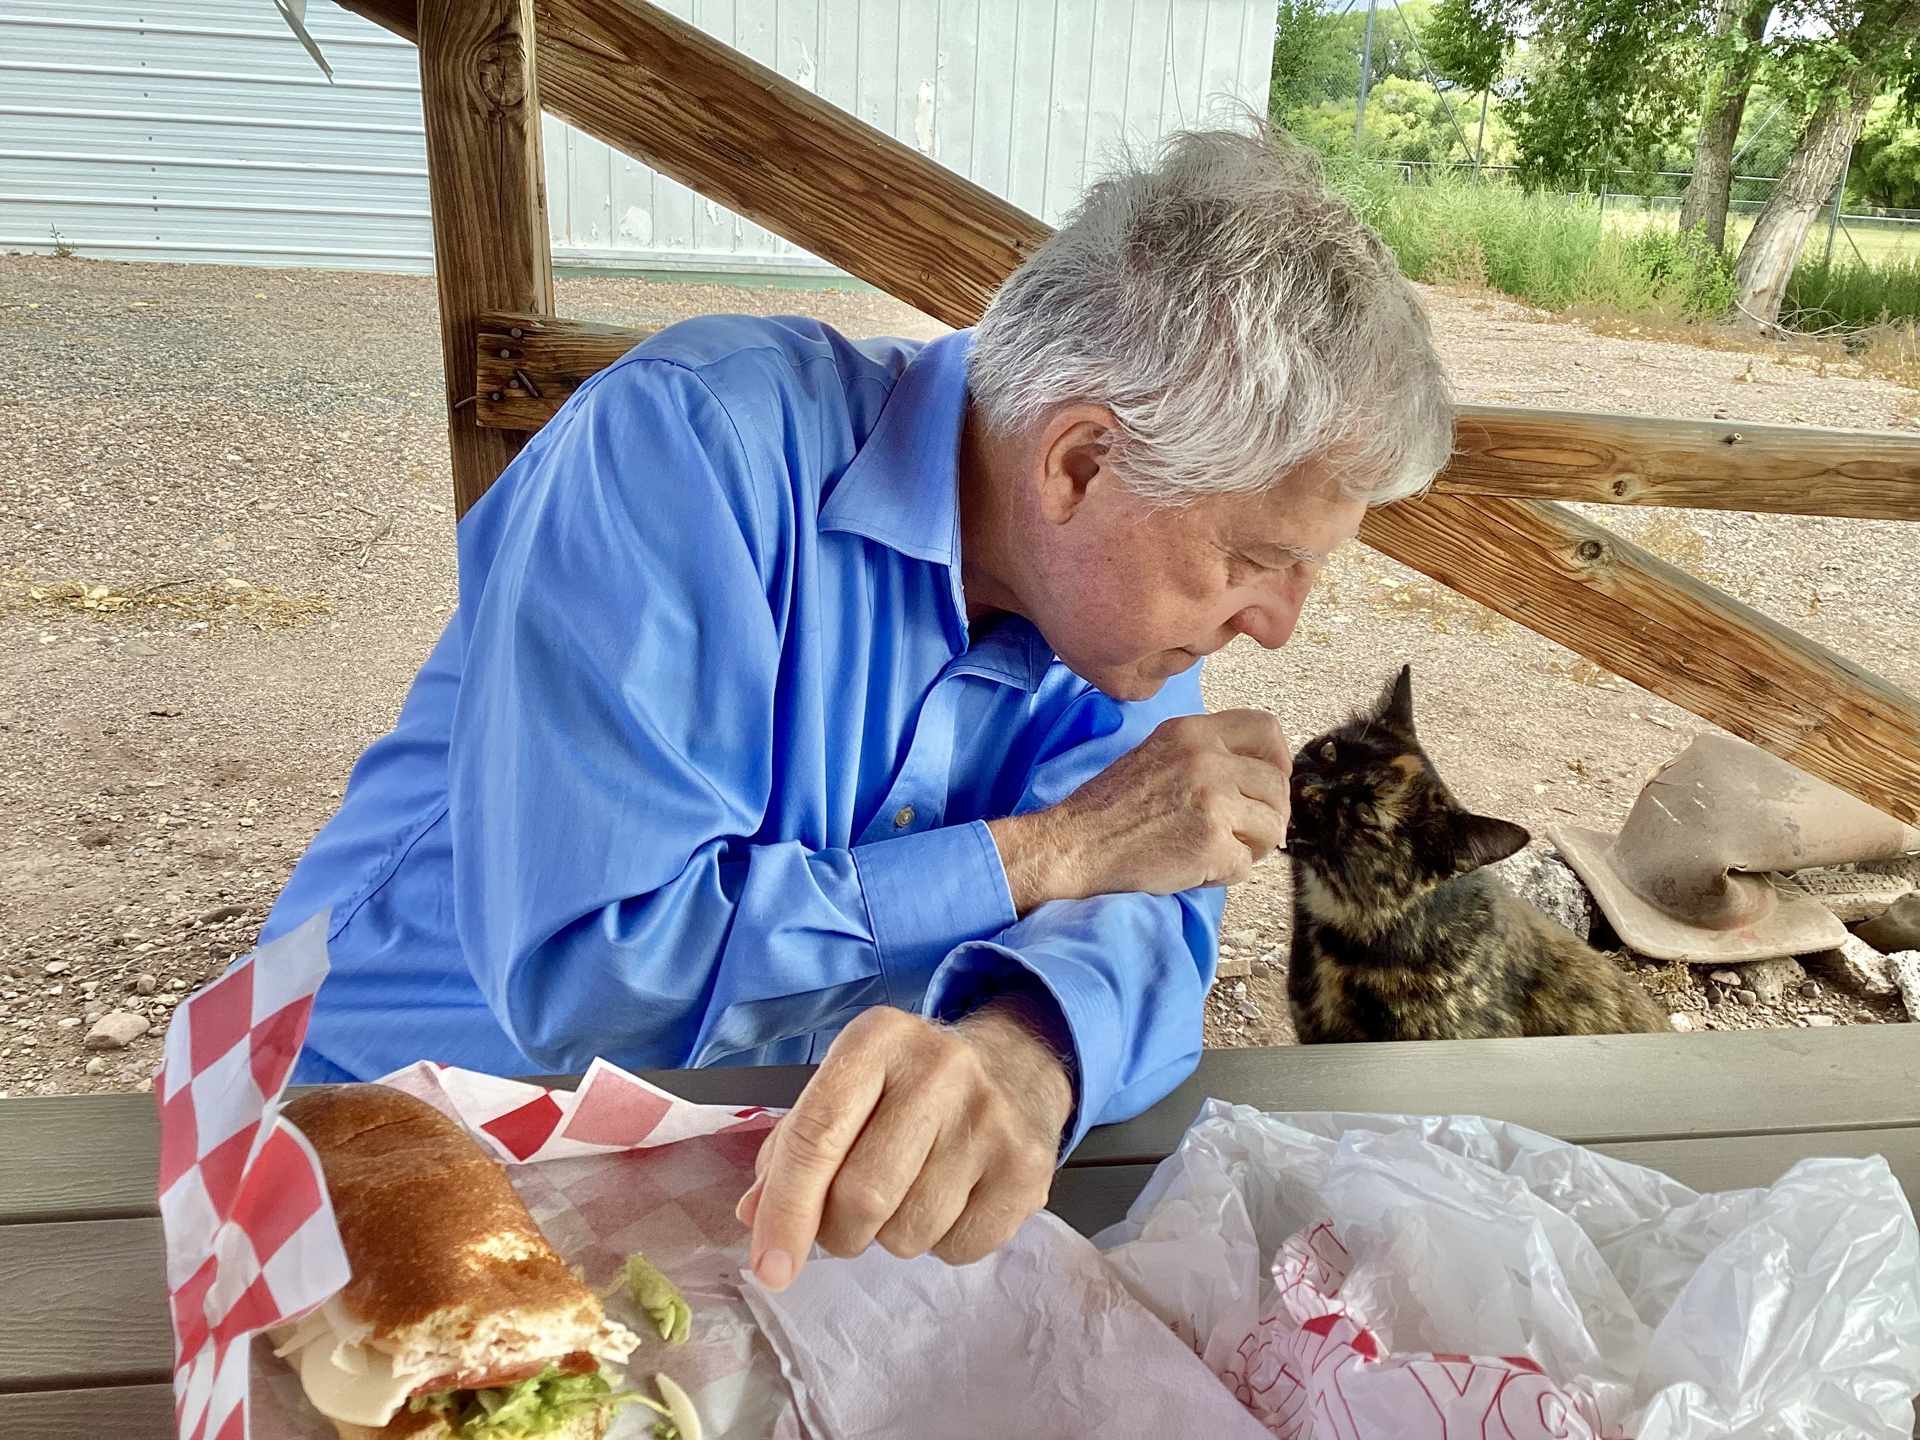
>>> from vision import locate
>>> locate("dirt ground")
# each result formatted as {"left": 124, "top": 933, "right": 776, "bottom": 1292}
{"left": 2, "top": 254, "right": 1915, "bottom": 1097}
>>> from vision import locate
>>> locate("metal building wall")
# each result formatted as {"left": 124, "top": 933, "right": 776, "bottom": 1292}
{"left": 0, "top": 0, "right": 1274, "bottom": 276}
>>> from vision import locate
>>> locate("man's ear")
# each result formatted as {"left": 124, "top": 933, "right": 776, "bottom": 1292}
{"left": 1375, "top": 663, "right": 1416, "bottom": 735}
{"left": 1450, "top": 813, "right": 1530, "bottom": 874}
{"left": 1032, "top": 404, "right": 1121, "bottom": 525}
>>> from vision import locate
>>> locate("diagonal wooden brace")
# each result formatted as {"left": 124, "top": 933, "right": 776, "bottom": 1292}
{"left": 340, "top": 0, "right": 1920, "bottom": 822}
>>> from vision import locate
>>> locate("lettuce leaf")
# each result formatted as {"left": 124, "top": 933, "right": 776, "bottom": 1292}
{"left": 409, "top": 1366, "right": 642, "bottom": 1439}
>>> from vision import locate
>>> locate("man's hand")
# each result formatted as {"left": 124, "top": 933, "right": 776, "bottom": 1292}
{"left": 989, "top": 709, "right": 1292, "bottom": 914}
{"left": 734, "top": 1001, "right": 1072, "bottom": 1290}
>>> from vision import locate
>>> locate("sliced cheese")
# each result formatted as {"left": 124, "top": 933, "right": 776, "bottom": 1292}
{"left": 296, "top": 1335, "right": 416, "bottom": 1428}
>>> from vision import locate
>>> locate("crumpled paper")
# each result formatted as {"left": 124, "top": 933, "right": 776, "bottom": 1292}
{"left": 1096, "top": 1105, "right": 1920, "bottom": 1439}
{"left": 741, "top": 1208, "right": 1273, "bottom": 1440}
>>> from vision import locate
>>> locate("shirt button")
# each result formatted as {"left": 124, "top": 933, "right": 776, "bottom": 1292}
{"left": 893, "top": 805, "right": 916, "bottom": 828}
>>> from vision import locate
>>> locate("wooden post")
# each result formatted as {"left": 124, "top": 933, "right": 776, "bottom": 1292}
{"left": 418, "top": 0, "right": 554, "bottom": 516}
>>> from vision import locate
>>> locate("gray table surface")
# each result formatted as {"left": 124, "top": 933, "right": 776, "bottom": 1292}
{"left": 2, "top": 1027, "right": 1914, "bottom": 1439}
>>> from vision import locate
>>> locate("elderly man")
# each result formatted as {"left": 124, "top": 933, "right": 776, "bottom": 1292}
{"left": 261, "top": 128, "right": 1451, "bottom": 1291}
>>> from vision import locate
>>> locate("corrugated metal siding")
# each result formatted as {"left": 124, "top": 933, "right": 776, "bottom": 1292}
{"left": 0, "top": 0, "right": 1274, "bottom": 275}
{"left": 0, "top": 4, "right": 434, "bottom": 268}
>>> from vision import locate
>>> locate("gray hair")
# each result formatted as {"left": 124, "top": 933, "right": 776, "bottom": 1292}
{"left": 966, "top": 127, "right": 1453, "bottom": 505}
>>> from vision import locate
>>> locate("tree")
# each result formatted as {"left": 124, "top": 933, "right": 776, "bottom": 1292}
{"left": 1734, "top": 1, "right": 1920, "bottom": 325}
{"left": 1506, "top": 0, "right": 1704, "bottom": 187}
{"left": 1678, "top": 0, "right": 1777, "bottom": 251}
{"left": 1271, "top": 0, "right": 1362, "bottom": 117}
{"left": 1425, "top": 0, "right": 1523, "bottom": 163}
{"left": 1849, "top": 91, "right": 1920, "bottom": 205}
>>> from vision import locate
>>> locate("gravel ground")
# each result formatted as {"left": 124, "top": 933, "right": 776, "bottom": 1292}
{"left": 1, "top": 255, "right": 1914, "bottom": 1096}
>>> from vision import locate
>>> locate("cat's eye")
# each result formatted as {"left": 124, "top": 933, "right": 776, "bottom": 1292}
{"left": 1355, "top": 802, "right": 1378, "bottom": 826}
{"left": 1318, "top": 741, "right": 1337, "bottom": 762}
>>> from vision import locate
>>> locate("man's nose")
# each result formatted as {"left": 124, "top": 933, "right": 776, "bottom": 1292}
{"left": 1230, "top": 587, "right": 1309, "bottom": 650}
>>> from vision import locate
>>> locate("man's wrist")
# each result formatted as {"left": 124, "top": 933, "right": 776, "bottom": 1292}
{"left": 987, "top": 809, "right": 1083, "bottom": 916}
{"left": 953, "top": 996, "right": 1076, "bottom": 1152}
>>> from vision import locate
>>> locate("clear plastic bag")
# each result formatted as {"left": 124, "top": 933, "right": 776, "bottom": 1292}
{"left": 1095, "top": 1104, "right": 1920, "bottom": 1438}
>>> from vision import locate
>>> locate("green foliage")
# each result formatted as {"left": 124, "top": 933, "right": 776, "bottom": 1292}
{"left": 1271, "top": 0, "right": 1366, "bottom": 116}
{"left": 1849, "top": 93, "right": 1920, "bottom": 208}
{"left": 1785, "top": 250, "right": 1920, "bottom": 324}
{"left": 1289, "top": 77, "right": 1492, "bottom": 163}
{"left": 1424, "top": 0, "right": 1522, "bottom": 92}
{"left": 1507, "top": 0, "right": 1705, "bottom": 186}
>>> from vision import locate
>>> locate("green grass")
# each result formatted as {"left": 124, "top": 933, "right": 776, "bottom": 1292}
{"left": 1783, "top": 252, "right": 1920, "bottom": 329}
{"left": 1324, "top": 157, "right": 1734, "bottom": 316}
{"left": 1323, "top": 156, "right": 1918, "bottom": 335}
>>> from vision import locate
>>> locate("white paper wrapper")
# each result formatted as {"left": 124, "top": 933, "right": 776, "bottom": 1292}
{"left": 252, "top": 1060, "right": 801, "bottom": 1440}
{"left": 741, "top": 1209, "right": 1273, "bottom": 1440}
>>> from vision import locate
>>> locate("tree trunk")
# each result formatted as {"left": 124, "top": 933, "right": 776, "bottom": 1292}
{"left": 1678, "top": 0, "right": 1771, "bottom": 252}
{"left": 1733, "top": 73, "right": 1879, "bottom": 327}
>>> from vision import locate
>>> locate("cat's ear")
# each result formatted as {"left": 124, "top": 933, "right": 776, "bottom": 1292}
{"left": 1375, "top": 663, "right": 1416, "bottom": 735}
{"left": 1450, "top": 812, "right": 1529, "bottom": 873}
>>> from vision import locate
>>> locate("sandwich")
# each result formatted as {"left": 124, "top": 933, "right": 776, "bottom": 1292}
{"left": 272, "top": 1084, "right": 643, "bottom": 1440}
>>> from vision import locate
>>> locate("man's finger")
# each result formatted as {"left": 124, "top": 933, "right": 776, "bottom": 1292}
{"left": 930, "top": 1173, "right": 1047, "bottom": 1267}
{"left": 749, "top": 1059, "right": 887, "bottom": 1289}
{"left": 1222, "top": 752, "right": 1291, "bottom": 814}
{"left": 1200, "top": 708, "right": 1293, "bottom": 768}
{"left": 872, "top": 1136, "right": 977, "bottom": 1259}
{"left": 814, "top": 1101, "right": 942, "bottom": 1257}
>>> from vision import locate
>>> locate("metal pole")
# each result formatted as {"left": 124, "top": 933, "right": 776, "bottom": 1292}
{"left": 1474, "top": 89, "right": 1489, "bottom": 179}
{"left": 1824, "top": 139, "right": 1854, "bottom": 265}
{"left": 1354, "top": 0, "right": 1378, "bottom": 148}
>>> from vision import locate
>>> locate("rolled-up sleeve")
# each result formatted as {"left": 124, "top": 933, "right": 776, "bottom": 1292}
{"left": 446, "top": 358, "right": 1015, "bottom": 1074}
{"left": 922, "top": 668, "right": 1224, "bottom": 1154}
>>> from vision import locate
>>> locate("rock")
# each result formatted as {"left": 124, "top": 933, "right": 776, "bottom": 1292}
{"left": 1735, "top": 988, "right": 1758, "bottom": 1006}
{"left": 1489, "top": 848, "right": 1592, "bottom": 941}
{"left": 198, "top": 904, "right": 250, "bottom": 926}
{"left": 1215, "top": 955, "right": 1252, "bottom": 980}
{"left": 1237, "top": 1001, "right": 1264, "bottom": 1022}
{"left": 1856, "top": 893, "right": 1920, "bottom": 954}
{"left": 1805, "top": 1014, "right": 1836, "bottom": 1027}
{"left": 1221, "top": 929, "right": 1257, "bottom": 949}
{"left": 1887, "top": 951, "right": 1920, "bottom": 1022}
{"left": 1800, "top": 982, "right": 1821, "bottom": 999}
{"left": 1781, "top": 868, "right": 1915, "bottom": 923}
{"left": 1709, "top": 969, "right": 1741, "bottom": 988}
{"left": 1738, "top": 956, "right": 1806, "bottom": 1004}
{"left": 134, "top": 973, "right": 157, "bottom": 996}
{"left": 55, "top": 1016, "right": 80, "bottom": 1029}
{"left": 43, "top": 960, "right": 69, "bottom": 976}
{"left": 84, "top": 1056, "right": 106, "bottom": 1075}
{"left": 1669, "top": 1012, "right": 1694, "bottom": 1032}
{"left": 84, "top": 1012, "right": 150, "bottom": 1049}
{"left": 1857, "top": 855, "right": 1920, "bottom": 886}
{"left": 1805, "top": 936, "right": 1898, "bottom": 998}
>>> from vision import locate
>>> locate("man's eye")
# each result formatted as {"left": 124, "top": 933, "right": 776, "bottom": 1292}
{"left": 1319, "top": 741, "right": 1337, "bottom": 762}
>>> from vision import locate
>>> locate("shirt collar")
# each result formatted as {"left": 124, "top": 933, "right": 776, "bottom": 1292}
{"left": 819, "top": 329, "right": 1057, "bottom": 692}
{"left": 819, "top": 328, "right": 972, "bottom": 587}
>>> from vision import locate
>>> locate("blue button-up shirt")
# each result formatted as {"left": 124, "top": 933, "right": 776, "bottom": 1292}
{"left": 262, "top": 316, "right": 1222, "bottom": 1150}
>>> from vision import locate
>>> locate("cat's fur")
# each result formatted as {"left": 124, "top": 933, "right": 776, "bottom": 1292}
{"left": 1286, "top": 665, "right": 1670, "bottom": 1043}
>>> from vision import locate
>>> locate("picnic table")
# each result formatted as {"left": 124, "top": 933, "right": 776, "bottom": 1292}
{"left": 2, "top": 1026, "right": 1915, "bottom": 1439}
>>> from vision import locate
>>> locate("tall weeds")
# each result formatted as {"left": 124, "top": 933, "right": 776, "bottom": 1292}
{"left": 1324, "top": 157, "right": 1904, "bottom": 343}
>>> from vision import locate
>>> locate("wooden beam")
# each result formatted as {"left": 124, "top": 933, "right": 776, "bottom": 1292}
{"left": 338, "top": 0, "right": 1920, "bottom": 821}
{"left": 1440, "top": 405, "right": 1920, "bottom": 521}
{"left": 475, "top": 311, "right": 654, "bottom": 430}
{"left": 418, "top": 0, "right": 554, "bottom": 516}
{"left": 1360, "top": 492, "right": 1920, "bottom": 823}
{"left": 340, "top": 0, "right": 1043, "bottom": 330}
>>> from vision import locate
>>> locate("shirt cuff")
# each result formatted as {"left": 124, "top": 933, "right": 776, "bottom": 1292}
{"left": 922, "top": 925, "right": 1119, "bottom": 1157}
{"left": 851, "top": 819, "right": 1018, "bottom": 1010}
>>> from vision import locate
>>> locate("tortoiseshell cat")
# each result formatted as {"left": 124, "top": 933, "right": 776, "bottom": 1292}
{"left": 1287, "top": 665, "right": 1670, "bottom": 1043}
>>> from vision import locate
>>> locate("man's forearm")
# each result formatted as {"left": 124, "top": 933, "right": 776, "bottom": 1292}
{"left": 987, "top": 810, "right": 1086, "bottom": 917}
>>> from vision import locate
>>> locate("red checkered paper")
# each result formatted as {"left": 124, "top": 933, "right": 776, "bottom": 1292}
{"left": 157, "top": 911, "right": 349, "bottom": 1440}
